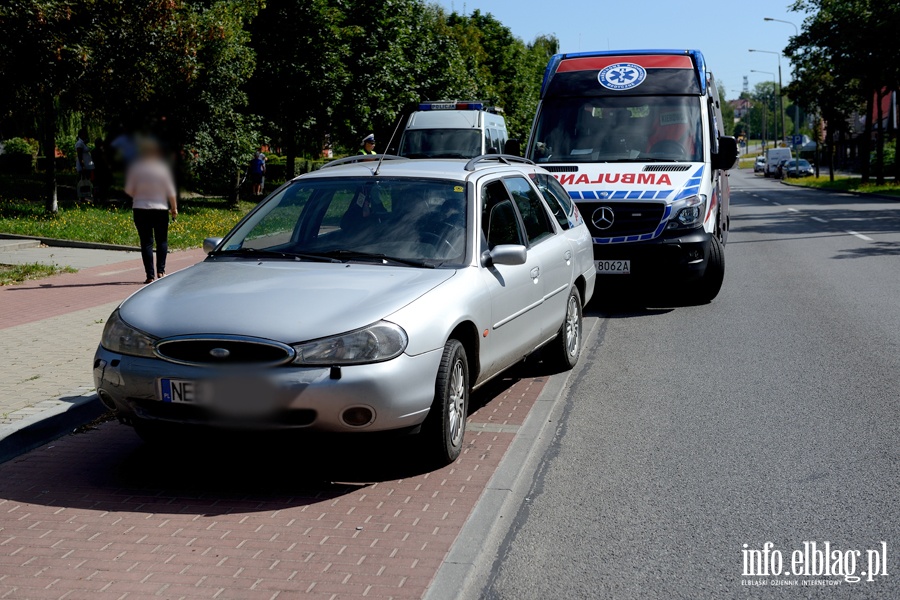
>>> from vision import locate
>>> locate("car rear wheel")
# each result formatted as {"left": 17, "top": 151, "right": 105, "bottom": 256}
{"left": 546, "top": 286, "right": 583, "bottom": 370}
{"left": 422, "top": 339, "right": 469, "bottom": 465}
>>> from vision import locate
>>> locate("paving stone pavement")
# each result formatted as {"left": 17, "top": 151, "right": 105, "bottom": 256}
{"left": 0, "top": 239, "right": 563, "bottom": 599}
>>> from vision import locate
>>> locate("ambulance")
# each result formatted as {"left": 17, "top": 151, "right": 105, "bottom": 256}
{"left": 397, "top": 101, "right": 510, "bottom": 159}
{"left": 525, "top": 50, "right": 738, "bottom": 302}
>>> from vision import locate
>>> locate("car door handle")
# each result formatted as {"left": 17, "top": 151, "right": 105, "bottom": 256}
{"left": 564, "top": 249, "right": 572, "bottom": 262}
{"left": 530, "top": 267, "right": 540, "bottom": 280}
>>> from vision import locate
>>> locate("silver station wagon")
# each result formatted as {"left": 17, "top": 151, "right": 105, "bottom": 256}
{"left": 93, "top": 155, "right": 596, "bottom": 465}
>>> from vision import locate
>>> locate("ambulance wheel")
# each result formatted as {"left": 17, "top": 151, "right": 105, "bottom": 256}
{"left": 691, "top": 236, "right": 724, "bottom": 304}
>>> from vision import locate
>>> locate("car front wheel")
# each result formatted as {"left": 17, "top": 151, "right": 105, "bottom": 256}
{"left": 423, "top": 339, "right": 469, "bottom": 465}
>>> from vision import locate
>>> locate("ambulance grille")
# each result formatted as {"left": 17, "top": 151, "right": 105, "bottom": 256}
{"left": 585, "top": 202, "right": 667, "bottom": 238}
{"left": 544, "top": 165, "right": 579, "bottom": 172}
{"left": 642, "top": 164, "right": 692, "bottom": 172}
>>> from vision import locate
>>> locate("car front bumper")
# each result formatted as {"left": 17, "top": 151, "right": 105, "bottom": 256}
{"left": 93, "top": 345, "right": 443, "bottom": 433}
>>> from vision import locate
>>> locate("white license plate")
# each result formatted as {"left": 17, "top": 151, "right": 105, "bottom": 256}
{"left": 595, "top": 260, "right": 631, "bottom": 274}
{"left": 160, "top": 378, "right": 208, "bottom": 404}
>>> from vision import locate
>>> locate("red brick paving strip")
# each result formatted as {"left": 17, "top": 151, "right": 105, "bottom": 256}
{"left": 0, "top": 376, "right": 546, "bottom": 599}
{"left": 0, "top": 249, "right": 207, "bottom": 330}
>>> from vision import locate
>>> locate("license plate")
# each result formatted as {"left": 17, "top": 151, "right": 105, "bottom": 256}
{"left": 160, "top": 378, "right": 208, "bottom": 404}
{"left": 595, "top": 260, "right": 631, "bottom": 274}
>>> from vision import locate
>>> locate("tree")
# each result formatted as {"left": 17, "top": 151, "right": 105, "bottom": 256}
{"left": 0, "top": 0, "right": 98, "bottom": 212}
{"left": 789, "top": 0, "right": 900, "bottom": 183}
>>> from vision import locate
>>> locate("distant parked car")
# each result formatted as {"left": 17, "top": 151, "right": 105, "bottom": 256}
{"left": 93, "top": 154, "right": 596, "bottom": 466}
{"left": 754, "top": 156, "right": 766, "bottom": 173}
{"left": 784, "top": 158, "right": 814, "bottom": 178}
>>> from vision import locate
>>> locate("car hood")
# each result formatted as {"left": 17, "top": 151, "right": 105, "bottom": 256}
{"left": 118, "top": 259, "right": 456, "bottom": 342}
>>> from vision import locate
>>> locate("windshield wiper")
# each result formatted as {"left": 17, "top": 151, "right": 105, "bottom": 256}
{"left": 214, "top": 248, "right": 339, "bottom": 262}
{"left": 320, "top": 250, "right": 435, "bottom": 268}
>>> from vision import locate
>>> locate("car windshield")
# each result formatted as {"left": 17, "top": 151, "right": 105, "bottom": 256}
{"left": 215, "top": 177, "right": 468, "bottom": 266}
{"left": 399, "top": 129, "right": 482, "bottom": 158}
{"left": 531, "top": 96, "right": 703, "bottom": 163}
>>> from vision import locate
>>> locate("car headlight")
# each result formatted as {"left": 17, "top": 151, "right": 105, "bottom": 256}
{"left": 292, "top": 321, "right": 408, "bottom": 365}
{"left": 669, "top": 194, "right": 707, "bottom": 229}
{"left": 100, "top": 309, "right": 158, "bottom": 358}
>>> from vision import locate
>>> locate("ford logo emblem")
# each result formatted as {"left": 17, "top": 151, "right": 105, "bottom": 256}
{"left": 209, "top": 348, "right": 231, "bottom": 359}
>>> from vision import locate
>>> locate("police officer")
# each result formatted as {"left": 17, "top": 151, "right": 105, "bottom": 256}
{"left": 358, "top": 134, "right": 376, "bottom": 156}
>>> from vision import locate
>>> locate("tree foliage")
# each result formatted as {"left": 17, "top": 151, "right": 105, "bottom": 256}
{"left": 1, "top": 0, "right": 558, "bottom": 210}
{"left": 787, "top": 0, "right": 900, "bottom": 182}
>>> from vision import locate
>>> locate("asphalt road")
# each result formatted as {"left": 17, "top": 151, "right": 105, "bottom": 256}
{"left": 480, "top": 169, "right": 900, "bottom": 599}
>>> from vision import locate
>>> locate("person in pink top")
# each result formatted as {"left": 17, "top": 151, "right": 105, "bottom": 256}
{"left": 125, "top": 137, "right": 178, "bottom": 284}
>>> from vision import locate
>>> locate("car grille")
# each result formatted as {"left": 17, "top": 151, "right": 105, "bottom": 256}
{"left": 155, "top": 336, "right": 295, "bottom": 367}
{"left": 582, "top": 201, "right": 667, "bottom": 238}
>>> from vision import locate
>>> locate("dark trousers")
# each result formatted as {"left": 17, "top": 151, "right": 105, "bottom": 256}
{"left": 133, "top": 209, "right": 169, "bottom": 278}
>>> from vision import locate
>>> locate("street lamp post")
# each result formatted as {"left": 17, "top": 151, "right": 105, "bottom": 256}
{"left": 751, "top": 70, "right": 777, "bottom": 150}
{"left": 764, "top": 17, "right": 802, "bottom": 147}
{"left": 750, "top": 49, "right": 785, "bottom": 148}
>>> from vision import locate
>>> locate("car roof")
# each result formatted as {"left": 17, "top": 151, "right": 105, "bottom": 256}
{"left": 295, "top": 156, "right": 543, "bottom": 184}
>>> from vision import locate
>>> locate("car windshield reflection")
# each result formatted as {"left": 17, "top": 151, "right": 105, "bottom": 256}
{"left": 216, "top": 178, "right": 468, "bottom": 266}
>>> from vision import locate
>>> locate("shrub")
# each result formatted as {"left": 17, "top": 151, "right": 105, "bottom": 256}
{"left": 0, "top": 137, "right": 40, "bottom": 173}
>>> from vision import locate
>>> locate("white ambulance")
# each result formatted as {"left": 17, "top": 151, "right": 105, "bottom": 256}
{"left": 397, "top": 101, "right": 510, "bottom": 159}
{"left": 526, "top": 50, "right": 738, "bottom": 302}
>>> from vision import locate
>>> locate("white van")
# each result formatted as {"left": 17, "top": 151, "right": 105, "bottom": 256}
{"left": 397, "top": 101, "right": 509, "bottom": 159}
{"left": 525, "top": 49, "right": 739, "bottom": 303}
{"left": 764, "top": 147, "right": 792, "bottom": 178}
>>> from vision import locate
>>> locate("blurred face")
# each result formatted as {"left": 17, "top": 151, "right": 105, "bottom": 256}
{"left": 365, "top": 140, "right": 375, "bottom": 150}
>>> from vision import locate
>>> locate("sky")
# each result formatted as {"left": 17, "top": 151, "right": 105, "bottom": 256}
{"left": 433, "top": 0, "right": 809, "bottom": 100}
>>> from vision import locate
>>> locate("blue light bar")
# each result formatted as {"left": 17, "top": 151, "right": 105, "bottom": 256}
{"left": 418, "top": 101, "right": 485, "bottom": 111}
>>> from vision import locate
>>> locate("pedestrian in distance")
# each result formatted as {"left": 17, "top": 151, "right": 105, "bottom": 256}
{"left": 92, "top": 138, "right": 114, "bottom": 204}
{"left": 125, "top": 137, "right": 178, "bottom": 284}
{"left": 249, "top": 147, "right": 266, "bottom": 196}
{"left": 358, "top": 133, "right": 376, "bottom": 156}
{"left": 75, "top": 129, "right": 95, "bottom": 200}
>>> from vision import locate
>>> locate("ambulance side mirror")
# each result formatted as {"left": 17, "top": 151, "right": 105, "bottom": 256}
{"left": 713, "top": 136, "right": 739, "bottom": 171}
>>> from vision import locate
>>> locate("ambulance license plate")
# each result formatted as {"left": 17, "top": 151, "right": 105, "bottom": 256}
{"left": 595, "top": 260, "right": 631, "bottom": 274}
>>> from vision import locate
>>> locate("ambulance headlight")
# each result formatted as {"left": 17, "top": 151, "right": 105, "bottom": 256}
{"left": 671, "top": 195, "right": 706, "bottom": 228}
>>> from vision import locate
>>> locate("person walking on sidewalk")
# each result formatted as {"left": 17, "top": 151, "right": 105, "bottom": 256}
{"left": 125, "top": 138, "right": 178, "bottom": 284}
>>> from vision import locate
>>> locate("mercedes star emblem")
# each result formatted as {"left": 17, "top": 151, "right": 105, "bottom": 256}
{"left": 592, "top": 206, "right": 615, "bottom": 230}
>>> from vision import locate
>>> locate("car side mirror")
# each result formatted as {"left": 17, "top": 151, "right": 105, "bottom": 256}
{"left": 712, "top": 136, "right": 739, "bottom": 171}
{"left": 482, "top": 244, "right": 527, "bottom": 267}
{"left": 503, "top": 139, "right": 521, "bottom": 157}
{"left": 203, "top": 237, "right": 224, "bottom": 254}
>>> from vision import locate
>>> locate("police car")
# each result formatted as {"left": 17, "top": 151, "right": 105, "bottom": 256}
{"left": 396, "top": 101, "right": 513, "bottom": 159}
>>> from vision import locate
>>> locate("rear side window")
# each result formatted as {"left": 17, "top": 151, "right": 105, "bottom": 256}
{"left": 532, "top": 173, "right": 577, "bottom": 230}
{"left": 503, "top": 177, "right": 555, "bottom": 245}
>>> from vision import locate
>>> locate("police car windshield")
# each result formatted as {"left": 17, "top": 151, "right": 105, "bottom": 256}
{"left": 531, "top": 97, "right": 703, "bottom": 163}
{"left": 399, "top": 129, "right": 482, "bottom": 159}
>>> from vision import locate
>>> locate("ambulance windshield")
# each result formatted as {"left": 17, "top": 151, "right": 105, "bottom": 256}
{"left": 531, "top": 96, "right": 702, "bottom": 163}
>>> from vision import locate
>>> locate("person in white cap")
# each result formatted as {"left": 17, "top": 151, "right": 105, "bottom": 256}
{"left": 358, "top": 134, "right": 376, "bottom": 156}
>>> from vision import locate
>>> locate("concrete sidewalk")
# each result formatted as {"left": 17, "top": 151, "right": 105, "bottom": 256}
{"left": 0, "top": 238, "right": 208, "bottom": 462}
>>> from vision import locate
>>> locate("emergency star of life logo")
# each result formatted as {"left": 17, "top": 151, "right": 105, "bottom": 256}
{"left": 598, "top": 62, "right": 647, "bottom": 90}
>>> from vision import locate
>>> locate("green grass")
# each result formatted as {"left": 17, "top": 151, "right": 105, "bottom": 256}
{"left": 0, "top": 197, "right": 256, "bottom": 249}
{"left": 0, "top": 262, "right": 78, "bottom": 286}
{"left": 785, "top": 175, "right": 900, "bottom": 197}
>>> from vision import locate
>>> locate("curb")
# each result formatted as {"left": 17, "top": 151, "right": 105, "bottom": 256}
{"left": 0, "top": 233, "right": 140, "bottom": 252}
{"left": 424, "top": 317, "right": 600, "bottom": 600}
{"left": 0, "top": 393, "right": 109, "bottom": 465}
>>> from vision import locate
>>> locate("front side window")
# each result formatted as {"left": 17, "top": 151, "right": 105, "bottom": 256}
{"left": 481, "top": 180, "right": 523, "bottom": 249}
{"left": 531, "top": 96, "right": 703, "bottom": 163}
